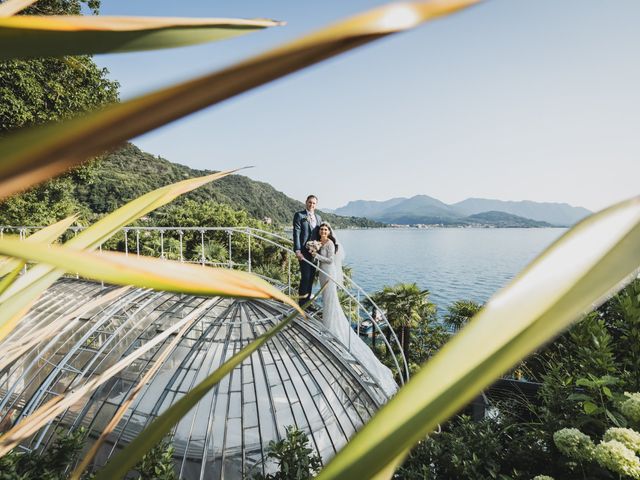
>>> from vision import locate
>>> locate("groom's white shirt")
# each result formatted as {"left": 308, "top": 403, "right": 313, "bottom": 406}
{"left": 306, "top": 209, "right": 317, "bottom": 229}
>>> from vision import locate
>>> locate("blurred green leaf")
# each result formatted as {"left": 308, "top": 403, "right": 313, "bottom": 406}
{"left": 0, "top": 170, "right": 238, "bottom": 342}
{"left": 317, "top": 197, "right": 640, "bottom": 479}
{"left": 94, "top": 306, "right": 300, "bottom": 480}
{"left": 0, "top": 0, "right": 479, "bottom": 199}
{"left": 0, "top": 236, "right": 299, "bottom": 308}
{"left": 583, "top": 402, "right": 598, "bottom": 415}
{"left": 0, "top": 15, "right": 282, "bottom": 60}
{"left": 0, "top": 214, "right": 78, "bottom": 277}
{"left": 0, "top": 0, "right": 37, "bottom": 17}
{"left": 0, "top": 298, "right": 216, "bottom": 455}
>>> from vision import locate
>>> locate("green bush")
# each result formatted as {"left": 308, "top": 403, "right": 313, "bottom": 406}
{"left": 253, "top": 426, "right": 321, "bottom": 480}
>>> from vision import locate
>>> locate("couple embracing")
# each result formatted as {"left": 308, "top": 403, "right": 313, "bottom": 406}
{"left": 292, "top": 195, "right": 397, "bottom": 396}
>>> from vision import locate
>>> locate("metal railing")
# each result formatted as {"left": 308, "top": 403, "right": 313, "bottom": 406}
{"left": 0, "top": 225, "right": 410, "bottom": 384}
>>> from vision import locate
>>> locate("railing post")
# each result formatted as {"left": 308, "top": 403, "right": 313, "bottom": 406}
{"left": 124, "top": 229, "right": 129, "bottom": 256}
{"left": 160, "top": 230, "right": 165, "bottom": 259}
{"left": 70, "top": 227, "right": 81, "bottom": 278}
{"left": 135, "top": 229, "right": 140, "bottom": 256}
{"left": 356, "top": 290, "right": 361, "bottom": 336}
{"left": 178, "top": 230, "right": 184, "bottom": 263}
{"left": 199, "top": 229, "right": 205, "bottom": 266}
{"left": 99, "top": 244, "right": 104, "bottom": 287}
{"left": 227, "top": 230, "right": 232, "bottom": 269}
{"left": 247, "top": 227, "right": 252, "bottom": 272}
{"left": 287, "top": 254, "right": 291, "bottom": 295}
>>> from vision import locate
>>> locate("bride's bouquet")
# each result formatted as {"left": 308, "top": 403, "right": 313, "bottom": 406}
{"left": 306, "top": 240, "right": 322, "bottom": 256}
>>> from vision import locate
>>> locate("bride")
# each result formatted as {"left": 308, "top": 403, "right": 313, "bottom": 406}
{"left": 311, "top": 222, "right": 398, "bottom": 397}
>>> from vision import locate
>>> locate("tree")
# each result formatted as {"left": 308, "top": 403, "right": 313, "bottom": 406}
{"left": 0, "top": 0, "right": 119, "bottom": 226}
{"left": 443, "top": 299, "right": 482, "bottom": 331}
{"left": 371, "top": 283, "right": 434, "bottom": 371}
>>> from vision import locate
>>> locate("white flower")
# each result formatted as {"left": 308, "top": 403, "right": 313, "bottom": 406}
{"left": 594, "top": 440, "right": 640, "bottom": 479}
{"left": 553, "top": 428, "right": 595, "bottom": 462}
{"left": 305, "top": 240, "right": 321, "bottom": 255}
{"left": 532, "top": 476, "right": 555, "bottom": 480}
{"left": 604, "top": 427, "right": 640, "bottom": 454}
{"left": 621, "top": 392, "right": 640, "bottom": 423}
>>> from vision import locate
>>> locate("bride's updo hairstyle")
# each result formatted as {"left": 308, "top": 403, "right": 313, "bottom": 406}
{"left": 319, "top": 222, "right": 339, "bottom": 253}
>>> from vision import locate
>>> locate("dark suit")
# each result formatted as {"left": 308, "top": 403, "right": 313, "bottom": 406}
{"left": 293, "top": 210, "right": 322, "bottom": 304}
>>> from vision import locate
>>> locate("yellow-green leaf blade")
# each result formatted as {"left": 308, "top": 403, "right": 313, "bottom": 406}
{"left": 0, "top": 285, "right": 130, "bottom": 372}
{"left": 0, "top": 170, "right": 237, "bottom": 302}
{"left": 94, "top": 307, "right": 299, "bottom": 480}
{"left": 0, "top": 238, "right": 300, "bottom": 310}
{"left": 0, "top": 171, "right": 236, "bottom": 342}
{"left": 317, "top": 197, "right": 640, "bottom": 480}
{"left": 0, "top": 16, "right": 282, "bottom": 60}
{"left": 70, "top": 291, "right": 205, "bottom": 480}
{"left": 0, "top": 298, "right": 216, "bottom": 455}
{"left": 66, "top": 170, "right": 240, "bottom": 251}
{"left": 0, "top": 262, "right": 22, "bottom": 296}
{"left": 0, "top": 0, "right": 479, "bottom": 199}
{"left": 0, "top": 0, "right": 36, "bottom": 17}
{"left": 0, "top": 214, "right": 78, "bottom": 277}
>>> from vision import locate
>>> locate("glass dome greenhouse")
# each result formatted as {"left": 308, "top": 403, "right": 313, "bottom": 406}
{"left": 0, "top": 278, "right": 394, "bottom": 478}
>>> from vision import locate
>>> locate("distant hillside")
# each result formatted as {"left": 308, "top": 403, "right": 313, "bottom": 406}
{"left": 335, "top": 198, "right": 407, "bottom": 218}
{"left": 377, "top": 195, "right": 462, "bottom": 224}
{"left": 335, "top": 195, "right": 590, "bottom": 227}
{"left": 451, "top": 198, "right": 590, "bottom": 226}
{"left": 466, "top": 211, "right": 552, "bottom": 228}
{"left": 77, "top": 144, "right": 380, "bottom": 228}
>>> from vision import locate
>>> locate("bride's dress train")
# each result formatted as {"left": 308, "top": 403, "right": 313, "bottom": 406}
{"left": 314, "top": 240, "right": 398, "bottom": 397}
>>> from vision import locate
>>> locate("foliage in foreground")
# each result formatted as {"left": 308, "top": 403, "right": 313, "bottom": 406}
{"left": 398, "top": 279, "right": 640, "bottom": 479}
{"left": 133, "top": 438, "right": 177, "bottom": 480}
{"left": 254, "top": 426, "right": 321, "bottom": 480}
{"left": 0, "top": 429, "right": 177, "bottom": 480}
{"left": 1, "top": 0, "right": 638, "bottom": 478}
{"left": 0, "top": 429, "right": 86, "bottom": 480}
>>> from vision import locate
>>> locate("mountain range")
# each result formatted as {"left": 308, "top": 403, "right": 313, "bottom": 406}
{"left": 334, "top": 195, "right": 591, "bottom": 227}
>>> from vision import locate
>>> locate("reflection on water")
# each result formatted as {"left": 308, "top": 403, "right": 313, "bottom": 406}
{"left": 335, "top": 228, "right": 565, "bottom": 314}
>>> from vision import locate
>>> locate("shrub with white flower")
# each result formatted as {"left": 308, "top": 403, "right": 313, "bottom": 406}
{"left": 594, "top": 440, "right": 640, "bottom": 479}
{"left": 553, "top": 428, "right": 595, "bottom": 462}
{"left": 621, "top": 392, "right": 640, "bottom": 423}
{"left": 604, "top": 427, "right": 640, "bottom": 455}
{"left": 532, "top": 475, "right": 554, "bottom": 480}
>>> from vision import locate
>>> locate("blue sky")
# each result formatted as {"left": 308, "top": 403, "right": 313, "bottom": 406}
{"left": 94, "top": 0, "right": 640, "bottom": 211}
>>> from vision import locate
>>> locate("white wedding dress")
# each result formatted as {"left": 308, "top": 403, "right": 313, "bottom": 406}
{"left": 314, "top": 239, "right": 398, "bottom": 397}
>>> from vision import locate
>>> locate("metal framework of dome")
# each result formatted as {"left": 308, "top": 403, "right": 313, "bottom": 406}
{"left": 0, "top": 278, "right": 393, "bottom": 478}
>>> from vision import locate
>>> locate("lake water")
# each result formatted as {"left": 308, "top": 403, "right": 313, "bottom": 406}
{"left": 335, "top": 228, "right": 566, "bottom": 314}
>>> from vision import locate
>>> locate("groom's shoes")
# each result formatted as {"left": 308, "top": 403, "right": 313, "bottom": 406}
{"left": 306, "top": 303, "right": 320, "bottom": 313}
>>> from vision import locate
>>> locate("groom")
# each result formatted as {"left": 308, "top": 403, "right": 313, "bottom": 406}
{"left": 293, "top": 195, "right": 322, "bottom": 305}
